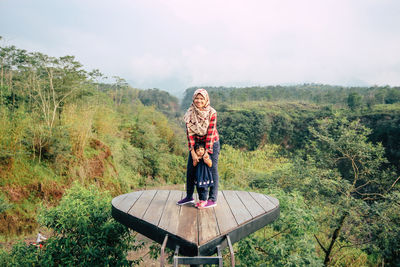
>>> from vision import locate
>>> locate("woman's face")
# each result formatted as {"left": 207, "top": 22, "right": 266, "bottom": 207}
{"left": 194, "top": 94, "right": 206, "bottom": 109}
{"left": 195, "top": 147, "right": 205, "bottom": 157}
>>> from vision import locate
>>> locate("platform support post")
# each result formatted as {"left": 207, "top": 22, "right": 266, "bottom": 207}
{"left": 173, "top": 246, "right": 180, "bottom": 267}
{"left": 160, "top": 234, "right": 168, "bottom": 267}
{"left": 226, "top": 234, "right": 235, "bottom": 267}
{"left": 173, "top": 245, "right": 222, "bottom": 267}
{"left": 217, "top": 245, "right": 223, "bottom": 266}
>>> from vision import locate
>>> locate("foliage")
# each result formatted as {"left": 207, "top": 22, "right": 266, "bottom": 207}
{"left": 307, "top": 114, "right": 392, "bottom": 198}
{"left": 0, "top": 41, "right": 187, "bottom": 235}
{"left": 248, "top": 113, "right": 397, "bottom": 265}
{"left": 368, "top": 191, "right": 400, "bottom": 265}
{"left": 0, "top": 195, "right": 12, "bottom": 214}
{"left": 0, "top": 241, "right": 42, "bottom": 266}
{"left": 138, "top": 88, "right": 180, "bottom": 118}
{"left": 236, "top": 189, "right": 323, "bottom": 266}
{"left": 182, "top": 85, "right": 400, "bottom": 112}
{"left": 219, "top": 144, "right": 287, "bottom": 189}
{"left": 357, "top": 107, "right": 400, "bottom": 172}
{"left": 40, "top": 183, "right": 143, "bottom": 266}
{"left": 305, "top": 114, "right": 396, "bottom": 265}
{"left": 347, "top": 92, "right": 362, "bottom": 111}
{"left": 120, "top": 103, "right": 186, "bottom": 185}
{"left": 219, "top": 109, "right": 267, "bottom": 150}
{"left": 0, "top": 183, "right": 144, "bottom": 266}
{"left": 218, "top": 101, "right": 331, "bottom": 151}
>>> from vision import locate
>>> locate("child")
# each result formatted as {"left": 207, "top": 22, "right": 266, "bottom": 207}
{"left": 193, "top": 142, "right": 214, "bottom": 209}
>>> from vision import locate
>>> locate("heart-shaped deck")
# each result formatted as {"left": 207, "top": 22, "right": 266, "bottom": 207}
{"left": 112, "top": 190, "right": 279, "bottom": 256}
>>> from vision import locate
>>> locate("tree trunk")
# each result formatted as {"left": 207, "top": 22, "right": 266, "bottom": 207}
{"left": 324, "top": 213, "right": 347, "bottom": 266}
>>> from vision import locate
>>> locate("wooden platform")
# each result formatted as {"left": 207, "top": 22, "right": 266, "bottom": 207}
{"left": 112, "top": 190, "right": 279, "bottom": 256}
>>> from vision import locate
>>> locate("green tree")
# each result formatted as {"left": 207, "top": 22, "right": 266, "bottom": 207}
{"left": 236, "top": 190, "right": 323, "bottom": 266}
{"left": 385, "top": 88, "right": 400, "bottom": 104}
{"left": 368, "top": 191, "right": 400, "bottom": 265}
{"left": 251, "top": 114, "right": 398, "bottom": 265}
{"left": 37, "top": 183, "right": 143, "bottom": 266}
{"left": 347, "top": 92, "right": 362, "bottom": 111}
{"left": 219, "top": 109, "right": 266, "bottom": 150}
{"left": 0, "top": 183, "right": 144, "bottom": 266}
{"left": 307, "top": 114, "right": 395, "bottom": 265}
{"left": 138, "top": 88, "right": 180, "bottom": 118}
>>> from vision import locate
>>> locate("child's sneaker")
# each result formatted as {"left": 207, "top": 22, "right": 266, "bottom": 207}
{"left": 203, "top": 200, "right": 217, "bottom": 209}
{"left": 196, "top": 200, "right": 207, "bottom": 209}
{"left": 177, "top": 197, "right": 194, "bottom": 205}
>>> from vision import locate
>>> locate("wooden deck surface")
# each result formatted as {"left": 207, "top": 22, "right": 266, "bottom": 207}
{"left": 112, "top": 190, "right": 279, "bottom": 256}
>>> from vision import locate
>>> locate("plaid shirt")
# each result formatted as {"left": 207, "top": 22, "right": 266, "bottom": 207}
{"left": 187, "top": 112, "right": 219, "bottom": 154}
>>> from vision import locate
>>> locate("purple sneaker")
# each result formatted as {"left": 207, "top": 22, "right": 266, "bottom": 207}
{"left": 177, "top": 196, "right": 194, "bottom": 205}
{"left": 202, "top": 200, "right": 217, "bottom": 209}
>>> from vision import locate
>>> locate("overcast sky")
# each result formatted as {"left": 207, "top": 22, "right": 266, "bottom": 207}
{"left": 1, "top": 0, "right": 400, "bottom": 97}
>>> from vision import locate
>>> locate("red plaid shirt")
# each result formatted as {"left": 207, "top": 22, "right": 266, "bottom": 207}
{"left": 187, "top": 112, "right": 219, "bottom": 154}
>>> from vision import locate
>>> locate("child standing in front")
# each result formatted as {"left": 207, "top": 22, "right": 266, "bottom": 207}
{"left": 193, "top": 142, "right": 214, "bottom": 209}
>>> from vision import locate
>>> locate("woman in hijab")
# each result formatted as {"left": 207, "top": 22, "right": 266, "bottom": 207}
{"left": 177, "top": 88, "right": 220, "bottom": 208}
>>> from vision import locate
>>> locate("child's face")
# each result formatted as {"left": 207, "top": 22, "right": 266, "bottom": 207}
{"left": 195, "top": 147, "right": 205, "bottom": 157}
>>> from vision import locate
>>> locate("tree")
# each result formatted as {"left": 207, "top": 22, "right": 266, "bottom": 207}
{"left": 385, "top": 88, "right": 400, "bottom": 104}
{"left": 37, "top": 183, "right": 143, "bottom": 266}
{"left": 0, "top": 183, "right": 144, "bottom": 266}
{"left": 27, "top": 53, "right": 87, "bottom": 129}
{"left": 218, "top": 109, "right": 266, "bottom": 150}
{"left": 347, "top": 92, "right": 362, "bottom": 111}
{"left": 307, "top": 114, "right": 396, "bottom": 265}
{"left": 369, "top": 191, "right": 400, "bottom": 265}
{"left": 138, "top": 88, "right": 180, "bottom": 117}
{"left": 236, "top": 189, "right": 323, "bottom": 266}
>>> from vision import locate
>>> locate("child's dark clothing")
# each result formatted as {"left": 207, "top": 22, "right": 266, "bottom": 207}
{"left": 186, "top": 141, "right": 220, "bottom": 202}
{"left": 195, "top": 159, "right": 213, "bottom": 201}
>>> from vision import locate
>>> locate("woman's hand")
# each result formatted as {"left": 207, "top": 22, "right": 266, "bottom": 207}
{"left": 203, "top": 151, "right": 210, "bottom": 161}
{"left": 191, "top": 149, "right": 199, "bottom": 164}
{"left": 203, "top": 151, "right": 212, "bottom": 167}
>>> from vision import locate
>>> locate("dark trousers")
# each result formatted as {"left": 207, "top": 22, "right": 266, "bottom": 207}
{"left": 197, "top": 186, "right": 208, "bottom": 201}
{"left": 186, "top": 141, "right": 220, "bottom": 202}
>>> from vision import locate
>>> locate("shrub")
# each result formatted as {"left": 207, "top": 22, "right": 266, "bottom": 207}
{"left": 38, "top": 183, "right": 143, "bottom": 266}
{"left": 0, "top": 183, "right": 143, "bottom": 266}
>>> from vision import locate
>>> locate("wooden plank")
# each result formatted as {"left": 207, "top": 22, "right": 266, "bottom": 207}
{"left": 142, "top": 190, "right": 170, "bottom": 226}
{"left": 214, "top": 191, "right": 238, "bottom": 234}
{"left": 249, "top": 192, "right": 276, "bottom": 212}
{"left": 236, "top": 191, "right": 265, "bottom": 218}
{"left": 128, "top": 190, "right": 157, "bottom": 218}
{"left": 198, "top": 203, "right": 280, "bottom": 256}
{"left": 222, "top": 190, "right": 252, "bottom": 225}
{"left": 115, "top": 191, "right": 143, "bottom": 213}
{"left": 158, "top": 191, "right": 183, "bottom": 235}
{"left": 198, "top": 206, "right": 220, "bottom": 245}
{"left": 111, "top": 193, "right": 128, "bottom": 207}
{"left": 177, "top": 196, "right": 198, "bottom": 244}
{"left": 267, "top": 195, "right": 279, "bottom": 207}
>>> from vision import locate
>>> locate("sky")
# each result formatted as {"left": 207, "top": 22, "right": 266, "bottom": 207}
{"left": 1, "top": 0, "right": 400, "bottom": 97}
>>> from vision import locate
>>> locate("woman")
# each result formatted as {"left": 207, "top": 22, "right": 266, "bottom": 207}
{"left": 177, "top": 88, "right": 220, "bottom": 208}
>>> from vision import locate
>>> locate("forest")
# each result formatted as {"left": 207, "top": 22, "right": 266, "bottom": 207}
{"left": 1, "top": 41, "right": 400, "bottom": 266}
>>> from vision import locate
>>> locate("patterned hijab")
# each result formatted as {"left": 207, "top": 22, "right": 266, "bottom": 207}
{"left": 184, "top": 88, "right": 216, "bottom": 136}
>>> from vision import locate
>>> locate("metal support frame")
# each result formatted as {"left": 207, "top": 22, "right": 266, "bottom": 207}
{"left": 226, "top": 235, "right": 235, "bottom": 267}
{"left": 160, "top": 234, "right": 168, "bottom": 267}
{"left": 172, "top": 245, "right": 223, "bottom": 267}
{"left": 162, "top": 234, "right": 236, "bottom": 266}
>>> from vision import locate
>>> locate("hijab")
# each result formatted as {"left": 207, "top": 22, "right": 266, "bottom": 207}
{"left": 184, "top": 88, "right": 216, "bottom": 136}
